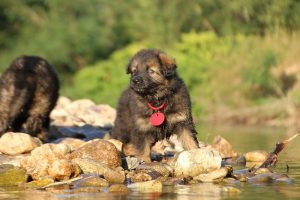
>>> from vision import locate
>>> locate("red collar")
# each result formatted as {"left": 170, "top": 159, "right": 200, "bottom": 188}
{"left": 147, "top": 102, "right": 165, "bottom": 111}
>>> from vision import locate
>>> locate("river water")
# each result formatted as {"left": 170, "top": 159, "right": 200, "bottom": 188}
{"left": 0, "top": 125, "right": 299, "bottom": 200}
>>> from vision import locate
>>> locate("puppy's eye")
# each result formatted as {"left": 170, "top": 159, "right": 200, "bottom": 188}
{"left": 132, "top": 68, "right": 137, "bottom": 74}
{"left": 148, "top": 69, "right": 155, "bottom": 74}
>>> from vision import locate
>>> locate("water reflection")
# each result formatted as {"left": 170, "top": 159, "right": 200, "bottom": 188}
{"left": 0, "top": 126, "right": 300, "bottom": 200}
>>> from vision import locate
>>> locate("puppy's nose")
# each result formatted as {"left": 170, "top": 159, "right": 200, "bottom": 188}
{"left": 132, "top": 76, "right": 143, "bottom": 84}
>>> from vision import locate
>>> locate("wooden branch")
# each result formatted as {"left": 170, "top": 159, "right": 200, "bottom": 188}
{"left": 259, "top": 133, "right": 299, "bottom": 168}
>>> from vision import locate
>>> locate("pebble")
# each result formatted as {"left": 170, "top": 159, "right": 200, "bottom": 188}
{"left": 0, "top": 132, "right": 42, "bottom": 155}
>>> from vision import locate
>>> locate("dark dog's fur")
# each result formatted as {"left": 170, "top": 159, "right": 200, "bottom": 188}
{"left": 112, "top": 49, "right": 199, "bottom": 162}
{"left": 0, "top": 56, "right": 59, "bottom": 140}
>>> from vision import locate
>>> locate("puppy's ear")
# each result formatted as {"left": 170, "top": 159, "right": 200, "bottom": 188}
{"left": 158, "top": 53, "right": 177, "bottom": 78}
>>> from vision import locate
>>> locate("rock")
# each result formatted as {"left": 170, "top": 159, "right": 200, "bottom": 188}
{"left": 173, "top": 148, "right": 222, "bottom": 177}
{"left": 73, "top": 175, "right": 109, "bottom": 187}
{"left": 68, "top": 139, "right": 121, "bottom": 168}
{"left": 107, "top": 139, "right": 123, "bottom": 152}
{"left": 21, "top": 143, "right": 75, "bottom": 180}
{"left": 136, "top": 162, "right": 172, "bottom": 177}
{"left": 108, "top": 184, "right": 131, "bottom": 193}
{"left": 194, "top": 167, "right": 229, "bottom": 182}
{"left": 247, "top": 172, "right": 292, "bottom": 184}
{"left": 211, "top": 135, "right": 237, "bottom": 158}
{"left": 48, "top": 159, "right": 77, "bottom": 181}
{"left": 50, "top": 98, "right": 116, "bottom": 128}
{"left": 246, "top": 173, "right": 274, "bottom": 183}
{"left": 52, "top": 138, "right": 86, "bottom": 150}
{"left": 0, "top": 132, "right": 42, "bottom": 155}
{"left": 254, "top": 168, "right": 272, "bottom": 175}
{"left": 0, "top": 164, "right": 28, "bottom": 186}
{"left": 0, "top": 154, "right": 29, "bottom": 167}
{"left": 26, "top": 178, "right": 55, "bottom": 188}
{"left": 72, "top": 158, "right": 125, "bottom": 183}
{"left": 122, "top": 156, "right": 142, "bottom": 170}
{"left": 127, "top": 170, "right": 162, "bottom": 182}
{"left": 103, "top": 167, "right": 125, "bottom": 184}
{"left": 128, "top": 180, "right": 163, "bottom": 193}
{"left": 244, "top": 151, "right": 268, "bottom": 162}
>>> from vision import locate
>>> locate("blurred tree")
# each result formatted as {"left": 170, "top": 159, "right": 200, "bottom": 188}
{"left": 0, "top": 0, "right": 299, "bottom": 76}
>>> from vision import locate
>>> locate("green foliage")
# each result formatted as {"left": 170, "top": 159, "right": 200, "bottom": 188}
{"left": 63, "top": 43, "right": 144, "bottom": 106}
{"left": 242, "top": 49, "right": 279, "bottom": 99}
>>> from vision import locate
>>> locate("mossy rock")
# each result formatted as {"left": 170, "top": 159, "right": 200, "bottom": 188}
{"left": 25, "top": 178, "right": 55, "bottom": 188}
{"left": 0, "top": 164, "right": 29, "bottom": 186}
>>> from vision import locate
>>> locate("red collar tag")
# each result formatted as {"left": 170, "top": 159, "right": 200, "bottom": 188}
{"left": 147, "top": 102, "right": 165, "bottom": 126}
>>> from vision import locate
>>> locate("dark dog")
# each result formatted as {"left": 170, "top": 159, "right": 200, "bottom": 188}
{"left": 112, "top": 49, "right": 199, "bottom": 162}
{"left": 0, "top": 56, "right": 59, "bottom": 140}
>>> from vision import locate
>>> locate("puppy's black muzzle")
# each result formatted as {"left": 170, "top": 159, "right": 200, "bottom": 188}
{"left": 131, "top": 75, "right": 143, "bottom": 85}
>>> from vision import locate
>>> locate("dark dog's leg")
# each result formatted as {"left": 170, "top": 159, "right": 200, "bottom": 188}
{"left": 0, "top": 87, "right": 30, "bottom": 135}
{"left": 178, "top": 128, "right": 199, "bottom": 150}
{"left": 23, "top": 92, "right": 57, "bottom": 141}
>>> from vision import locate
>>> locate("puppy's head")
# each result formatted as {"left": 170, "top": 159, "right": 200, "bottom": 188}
{"left": 127, "top": 49, "right": 177, "bottom": 94}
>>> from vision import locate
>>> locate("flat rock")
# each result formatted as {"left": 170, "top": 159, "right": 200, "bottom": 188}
{"left": 194, "top": 167, "right": 229, "bottom": 182}
{"left": 174, "top": 148, "right": 222, "bottom": 177}
{"left": 0, "top": 132, "right": 42, "bottom": 155}
{"left": 68, "top": 139, "right": 121, "bottom": 168}
{"left": 127, "top": 170, "right": 162, "bottom": 182}
{"left": 128, "top": 180, "right": 163, "bottom": 193}
{"left": 72, "top": 158, "right": 125, "bottom": 183}
{"left": 73, "top": 175, "right": 109, "bottom": 187}
{"left": 136, "top": 162, "right": 172, "bottom": 177}
{"left": 0, "top": 154, "right": 29, "bottom": 167}
{"left": 108, "top": 184, "right": 131, "bottom": 193}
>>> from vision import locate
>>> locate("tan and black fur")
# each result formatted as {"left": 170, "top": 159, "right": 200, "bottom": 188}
{"left": 112, "top": 49, "right": 199, "bottom": 162}
{"left": 0, "top": 56, "right": 59, "bottom": 140}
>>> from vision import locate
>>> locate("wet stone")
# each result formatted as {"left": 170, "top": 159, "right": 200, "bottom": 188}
{"left": 68, "top": 139, "right": 121, "bottom": 169}
{"left": 128, "top": 180, "right": 163, "bottom": 193}
{"left": 0, "top": 164, "right": 29, "bottom": 186}
{"left": 194, "top": 167, "right": 230, "bottom": 183}
{"left": 127, "top": 170, "right": 162, "bottom": 182}
{"left": 72, "top": 158, "right": 125, "bottom": 183}
{"left": 25, "top": 178, "right": 55, "bottom": 188}
{"left": 108, "top": 184, "right": 131, "bottom": 193}
{"left": 73, "top": 175, "right": 109, "bottom": 187}
{"left": 136, "top": 162, "right": 172, "bottom": 177}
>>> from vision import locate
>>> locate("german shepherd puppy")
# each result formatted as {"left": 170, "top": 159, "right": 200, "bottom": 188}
{"left": 0, "top": 56, "right": 59, "bottom": 140}
{"left": 112, "top": 49, "right": 199, "bottom": 162}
